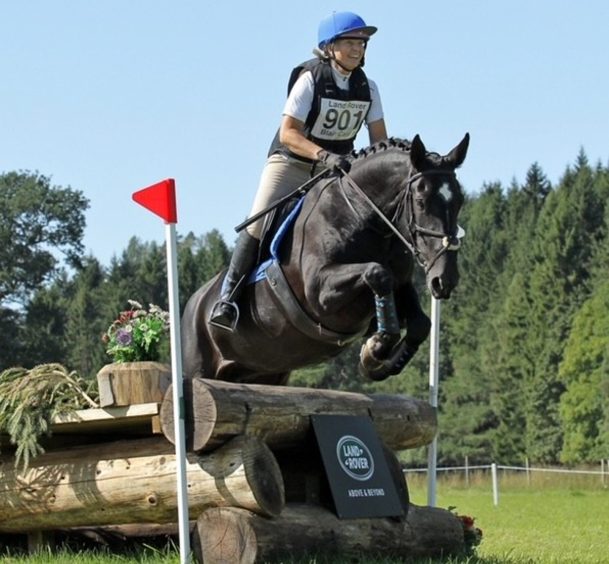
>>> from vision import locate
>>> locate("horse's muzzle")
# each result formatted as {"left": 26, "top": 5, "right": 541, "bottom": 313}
{"left": 427, "top": 261, "right": 459, "bottom": 299}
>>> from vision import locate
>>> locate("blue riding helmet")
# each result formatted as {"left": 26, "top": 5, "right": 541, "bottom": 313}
{"left": 317, "top": 11, "right": 378, "bottom": 48}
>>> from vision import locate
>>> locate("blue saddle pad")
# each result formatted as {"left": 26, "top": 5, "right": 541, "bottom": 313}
{"left": 248, "top": 196, "right": 305, "bottom": 284}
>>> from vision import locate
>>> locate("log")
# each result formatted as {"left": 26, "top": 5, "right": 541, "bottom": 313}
{"left": 96, "top": 362, "right": 171, "bottom": 407}
{"left": 160, "top": 378, "right": 436, "bottom": 453}
{"left": 192, "top": 503, "right": 465, "bottom": 564}
{"left": 0, "top": 435, "right": 283, "bottom": 532}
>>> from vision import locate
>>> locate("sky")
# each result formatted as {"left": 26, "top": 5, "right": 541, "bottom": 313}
{"left": 2, "top": 1, "right": 607, "bottom": 266}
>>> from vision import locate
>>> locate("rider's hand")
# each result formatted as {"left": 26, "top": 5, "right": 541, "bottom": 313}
{"left": 317, "top": 150, "right": 351, "bottom": 173}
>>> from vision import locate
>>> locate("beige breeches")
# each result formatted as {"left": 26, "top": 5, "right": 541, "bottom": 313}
{"left": 245, "top": 153, "right": 320, "bottom": 238}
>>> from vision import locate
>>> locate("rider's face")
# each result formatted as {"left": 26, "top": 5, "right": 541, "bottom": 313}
{"left": 331, "top": 33, "right": 369, "bottom": 73}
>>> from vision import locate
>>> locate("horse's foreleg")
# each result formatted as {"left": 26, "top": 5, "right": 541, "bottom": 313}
{"left": 350, "top": 264, "right": 415, "bottom": 380}
{"left": 360, "top": 275, "right": 432, "bottom": 382}
{"left": 360, "top": 281, "right": 432, "bottom": 381}
{"left": 396, "top": 281, "right": 431, "bottom": 350}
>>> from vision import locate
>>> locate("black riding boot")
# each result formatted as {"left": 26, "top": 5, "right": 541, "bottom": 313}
{"left": 208, "top": 231, "right": 259, "bottom": 331}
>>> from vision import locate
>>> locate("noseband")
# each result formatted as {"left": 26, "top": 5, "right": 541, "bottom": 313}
{"left": 339, "top": 168, "right": 461, "bottom": 273}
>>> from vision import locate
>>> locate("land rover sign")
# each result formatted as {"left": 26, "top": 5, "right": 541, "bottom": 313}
{"left": 336, "top": 435, "right": 375, "bottom": 481}
{"left": 311, "top": 414, "right": 404, "bottom": 519}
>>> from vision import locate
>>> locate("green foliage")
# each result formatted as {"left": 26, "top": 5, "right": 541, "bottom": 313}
{"left": 0, "top": 364, "right": 98, "bottom": 469}
{"left": 103, "top": 300, "right": 170, "bottom": 363}
{"left": 0, "top": 171, "right": 88, "bottom": 306}
{"left": 558, "top": 281, "right": 609, "bottom": 462}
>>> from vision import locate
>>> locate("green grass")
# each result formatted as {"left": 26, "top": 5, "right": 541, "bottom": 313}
{"left": 2, "top": 472, "right": 608, "bottom": 563}
{"left": 407, "top": 471, "right": 609, "bottom": 564}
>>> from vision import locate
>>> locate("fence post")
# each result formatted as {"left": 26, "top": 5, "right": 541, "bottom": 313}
{"left": 525, "top": 457, "right": 530, "bottom": 486}
{"left": 465, "top": 455, "right": 469, "bottom": 487}
{"left": 491, "top": 463, "right": 499, "bottom": 506}
{"left": 602, "top": 460, "right": 606, "bottom": 486}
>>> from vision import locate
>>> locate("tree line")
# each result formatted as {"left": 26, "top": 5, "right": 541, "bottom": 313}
{"left": 1, "top": 153, "right": 608, "bottom": 467}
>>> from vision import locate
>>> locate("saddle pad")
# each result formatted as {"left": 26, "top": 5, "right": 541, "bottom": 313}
{"left": 248, "top": 196, "right": 305, "bottom": 284}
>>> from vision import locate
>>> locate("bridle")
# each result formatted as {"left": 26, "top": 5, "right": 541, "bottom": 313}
{"left": 339, "top": 167, "right": 463, "bottom": 274}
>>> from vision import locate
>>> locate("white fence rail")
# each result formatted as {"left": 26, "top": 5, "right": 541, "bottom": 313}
{"left": 404, "top": 459, "right": 609, "bottom": 506}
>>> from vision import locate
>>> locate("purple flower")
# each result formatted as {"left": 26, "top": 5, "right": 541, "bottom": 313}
{"left": 116, "top": 328, "right": 133, "bottom": 346}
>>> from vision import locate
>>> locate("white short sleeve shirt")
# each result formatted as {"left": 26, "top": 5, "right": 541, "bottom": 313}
{"left": 283, "top": 69, "right": 384, "bottom": 128}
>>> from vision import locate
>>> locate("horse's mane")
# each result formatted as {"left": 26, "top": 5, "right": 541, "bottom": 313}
{"left": 350, "top": 137, "right": 442, "bottom": 165}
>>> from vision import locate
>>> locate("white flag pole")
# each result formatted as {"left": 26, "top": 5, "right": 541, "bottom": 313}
{"left": 165, "top": 222, "right": 191, "bottom": 562}
{"left": 427, "top": 297, "right": 440, "bottom": 507}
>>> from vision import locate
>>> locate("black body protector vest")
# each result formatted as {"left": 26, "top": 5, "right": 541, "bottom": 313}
{"left": 268, "top": 58, "right": 372, "bottom": 160}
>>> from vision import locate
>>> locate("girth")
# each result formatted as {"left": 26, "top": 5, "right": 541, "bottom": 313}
{"left": 265, "top": 261, "right": 361, "bottom": 347}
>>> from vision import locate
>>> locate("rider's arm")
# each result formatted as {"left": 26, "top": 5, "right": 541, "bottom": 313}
{"left": 280, "top": 72, "right": 326, "bottom": 160}
{"left": 366, "top": 79, "right": 387, "bottom": 144}
{"left": 279, "top": 115, "right": 326, "bottom": 160}
{"left": 368, "top": 118, "right": 388, "bottom": 144}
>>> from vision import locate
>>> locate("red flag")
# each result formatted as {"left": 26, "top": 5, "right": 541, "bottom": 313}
{"left": 132, "top": 178, "right": 177, "bottom": 223}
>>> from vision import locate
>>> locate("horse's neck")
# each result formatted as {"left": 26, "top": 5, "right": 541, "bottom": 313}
{"left": 346, "top": 162, "right": 404, "bottom": 215}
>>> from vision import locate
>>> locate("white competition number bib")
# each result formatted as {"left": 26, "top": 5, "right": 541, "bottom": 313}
{"left": 310, "top": 98, "right": 371, "bottom": 141}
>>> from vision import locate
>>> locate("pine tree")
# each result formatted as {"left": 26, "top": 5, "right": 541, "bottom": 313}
{"left": 64, "top": 258, "right": 108, "bottom": 378}
{"left": 558, "top": 284, "right": 609, "bottom": 462}
{"left": 525, "top": 153, "right": 604, "bottom": 462}
{"left": 440, "top": 184, "right": 508, "bottom": 464}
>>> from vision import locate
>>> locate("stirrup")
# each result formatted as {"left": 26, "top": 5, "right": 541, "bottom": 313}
{"left": 208, "top": 300, "right": 240, "bottom": 331}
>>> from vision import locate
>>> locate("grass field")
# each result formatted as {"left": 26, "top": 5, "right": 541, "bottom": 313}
{"left": 1, "top": 471, "right": 608, "bottom": 563}
{"left": 407, "top": 470, "right": 609, "bottom": 564}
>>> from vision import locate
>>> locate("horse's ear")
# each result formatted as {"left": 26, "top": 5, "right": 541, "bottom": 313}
{"left": 444, "top": 132, "right": 470, "bottom": 169}
{"left": 410, "top": 134, "right": 428, "bottom": 170}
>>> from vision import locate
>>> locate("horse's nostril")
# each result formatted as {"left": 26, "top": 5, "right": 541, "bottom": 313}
{"left": 431, "top": 277, "right": 443, "bottom": 295}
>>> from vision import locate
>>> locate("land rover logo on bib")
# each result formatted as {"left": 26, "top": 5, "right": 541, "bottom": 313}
{"left": 336, "top": 435, "right": 375, "bottom": 481}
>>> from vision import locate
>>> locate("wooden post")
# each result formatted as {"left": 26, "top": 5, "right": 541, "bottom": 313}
{"left": 96, "top": 362, "right": 171, "bottom": 407}
{"left": 491, "top": 462, "right": 499, "bottom": 506}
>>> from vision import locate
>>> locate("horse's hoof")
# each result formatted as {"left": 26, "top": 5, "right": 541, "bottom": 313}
{"left": 359, "top": 337, "right": 394, "bottom": 382}
{"left": 358, "top": 360, "right": 392, "bottom": 381}
{"left": 359, "top": 337, "right": 418, "bottom": 381}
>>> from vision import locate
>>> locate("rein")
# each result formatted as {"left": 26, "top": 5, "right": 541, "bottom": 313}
{"left": 339, "top": 167, "right": 461, "bottom": 273}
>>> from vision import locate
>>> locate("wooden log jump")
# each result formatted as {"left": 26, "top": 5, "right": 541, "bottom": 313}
{"left": 0, "top": 435, "right": 283, "bottom": 532}
{"left": 0, "top": 373, "right": 467, "bottom": 561}
{"left": 192, "top": 503, "right": 464, "bottom": 564}
{"left": 159, "top": 378, "right": 437, "bottom": 452}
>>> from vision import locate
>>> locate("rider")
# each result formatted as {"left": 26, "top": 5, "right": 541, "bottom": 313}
{"left": 209, "top": 11, "right": 389, "bottom": 331}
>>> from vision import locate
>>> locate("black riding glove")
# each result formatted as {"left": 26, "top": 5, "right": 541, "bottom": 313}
{"left": 317, "top": 150, "right": 351, "bottom": 173}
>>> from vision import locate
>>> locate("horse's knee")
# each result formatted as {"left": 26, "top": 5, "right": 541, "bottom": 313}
{"left": 363, "top": 263, "right": 393, "bottom": 296}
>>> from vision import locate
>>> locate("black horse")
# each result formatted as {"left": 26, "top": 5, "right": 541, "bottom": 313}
{"left": 182, "top": 134, "right": 469, "bottom": 385}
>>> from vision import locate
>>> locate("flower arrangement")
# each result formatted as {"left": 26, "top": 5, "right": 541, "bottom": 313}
{"left": 103, "top": 300, "right": 170, "bottom": 363}
{"left": 449, "top": 507, "right": 483, "bottom": 555}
